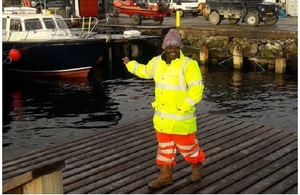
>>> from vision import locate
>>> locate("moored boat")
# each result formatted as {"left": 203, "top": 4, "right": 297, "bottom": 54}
{"left": 2, "top": 7, "right": 111, "bottom": 78}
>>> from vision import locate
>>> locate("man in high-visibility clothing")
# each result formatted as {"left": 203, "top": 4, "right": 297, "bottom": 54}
{"left": 123, "top": 29, "right": 205, "bottom": 188}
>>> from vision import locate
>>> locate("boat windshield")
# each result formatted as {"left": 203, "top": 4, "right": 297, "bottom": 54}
{"left": 43, "top": 18, "right": 56, "bottom": 29}
{"left": 56, "top": 18, "right": 68, "bottom": 29}
{"left": 25, "top": 18, "right": 43, "bottom": 31}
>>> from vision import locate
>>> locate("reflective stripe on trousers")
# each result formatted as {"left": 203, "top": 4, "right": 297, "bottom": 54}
{"left": 155, "top": 131, "right": 206, "bottom": 166}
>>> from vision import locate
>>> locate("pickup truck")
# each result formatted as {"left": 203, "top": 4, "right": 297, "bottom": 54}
{"left": 204, "top": 0, "right": 279, "bottom": 26}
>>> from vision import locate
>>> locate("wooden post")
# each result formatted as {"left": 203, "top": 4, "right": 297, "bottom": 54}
{"left": 275, "top": 58, "right": 286, "bottom": 74}
{"left": 233, "top": 45, "right": 243, "bottom": 70}
{"left": 3, "top": 161, "right": 65, "bottom": 194}
{"left": 199, "top": 44, "right": 209, "bottom": 65}
{"left": 23, "top": 170, "right": 63, "bottom": 194}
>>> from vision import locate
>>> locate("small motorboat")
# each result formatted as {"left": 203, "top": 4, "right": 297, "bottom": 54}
{"left": 2, "top": 7, "right": 111, "bottom": 78}
{"left": 113, "top": 0, "right": 170, "bottom": 25}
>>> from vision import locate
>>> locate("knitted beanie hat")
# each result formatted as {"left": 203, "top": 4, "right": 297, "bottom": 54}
{"left": 162, "top": 29, "right": 184, "bottom": 49}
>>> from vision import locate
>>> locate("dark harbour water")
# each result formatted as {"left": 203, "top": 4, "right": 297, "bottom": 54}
{"left": 2, "top": 64, "right": 298, "bottom": 160}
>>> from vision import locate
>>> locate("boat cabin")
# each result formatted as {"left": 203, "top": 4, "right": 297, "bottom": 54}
{"left": 2, "top": 7, "right": 74, "bottom": 41}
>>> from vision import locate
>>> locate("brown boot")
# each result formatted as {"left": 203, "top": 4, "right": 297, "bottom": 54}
{"left": 148, "top": 165, "right": 173, "bottom": 188}
{"left": 190, "top": 162, "right": 203, "bottom": 182}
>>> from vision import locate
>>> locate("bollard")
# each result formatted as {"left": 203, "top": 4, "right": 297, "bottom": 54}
{"left": 199, "top": 44, "right": 209, "bottom": 64}
{"left": 176, "top": 10, "right": 181, "bottom": 27}
{"left": 275, "top": 58, "right": 286, "bottom": 74}
{"left": 233, "top": 45, "right": 243, "bottom": 70}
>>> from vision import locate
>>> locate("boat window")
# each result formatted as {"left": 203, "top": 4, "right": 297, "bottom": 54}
{"left": 24, "top": 18, "right": 43, "bottom": 31}
{"left": 2, "top": 18, "right": 7, "bottom": 30}
{"left": 56, "top": 18, "right": 68, "bottom": 29}
{"left": 43, "top": 18, "right": 56, "bottom": 29}
{"left": 10, "top": 19, "right": 22, "bottom": 31}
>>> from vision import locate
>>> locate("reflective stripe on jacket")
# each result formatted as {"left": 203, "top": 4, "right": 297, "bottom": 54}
{"left": 126, "top": 51, "right": 204, "bottom": 135}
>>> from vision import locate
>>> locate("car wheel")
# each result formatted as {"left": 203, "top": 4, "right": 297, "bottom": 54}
{"left": 131, "top": 14, "right": 142, "bottom": 25}
{"left": 228, "top": 18, "right": 240, "bottom": 24}
{"left": 209, "top": 11, "right": 221, "bottom": 25}
{"left": 192, "top": 12, "right": 198, "bottom": 17}
{"left": 245, "top": 12, "right": 260, "bottom": 26}
{"left": 154, "top": 16, "right": 164, "bottom": 25}
{"left": 264, "top": 17, "right": 278, "bottom": 25}
{"left": 178, "top": 9, "right": 184, "bottom": 17}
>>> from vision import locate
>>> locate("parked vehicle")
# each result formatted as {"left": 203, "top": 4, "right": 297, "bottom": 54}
{"left": 204, "top": 0, "right": 279, "bottom": 26}
{"left": 170, "top": 0, "right": 201, "bottom": 17}
{"left": 28, "top": 0, "right": 70, "bottom": 13}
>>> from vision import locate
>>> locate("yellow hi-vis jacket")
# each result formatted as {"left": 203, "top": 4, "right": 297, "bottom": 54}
{"left": 125, "top": 51, "right": 204, "bottom": 135}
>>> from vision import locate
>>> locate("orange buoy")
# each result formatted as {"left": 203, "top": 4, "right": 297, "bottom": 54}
{"left": 9, "top": 49, "right": 21, "bottom": 61}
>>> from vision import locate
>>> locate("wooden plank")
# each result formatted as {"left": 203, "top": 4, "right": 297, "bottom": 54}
{"left": 3, "top": 117, "right": 152, "bottom": 167}
{"left": 109, "top": 125, "right": 283, "bottom": 193}
{"left": 110, "top": 124, "right": 261, "bottom": 193}
{"left": 2, "top": 118, "right": 153, "bottom": 179}
{"left": 3, "top": 172, "right": 32, "bottom": 193}
{"left": 153, "top": 128, "right": 293, "bottom": 194}
{"left": 258, "top": 165, "right": 297, "bottom": 194}
{"left": 241, "top": 161, "right": 297, "bottom": 194}
{"left": 3, "top": 113, "right": 297, "bottom": 194}
{"left": 63, "top": 114, "right": 220, "bottom": 193}
{"left": 63, "top": 114, "right": 228, "bottom": 193}
{"left": 197, "top": 141, "right": 297, "bottom": 194}
{"left": 284, "top": 184, "right": 298, "bottom": 194}
{"left": 218, "top": 149, "right": 297, "bottom": 193}
{"left": 63, "top": 116, "right": 244, "bottom": 193}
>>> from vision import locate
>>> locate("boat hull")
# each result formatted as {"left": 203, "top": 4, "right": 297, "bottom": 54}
{"left": 113, "top": 0, "right": 169, "bottom": 17}
{"left": 3, "top": 39, "right": 109, "bottom": 78}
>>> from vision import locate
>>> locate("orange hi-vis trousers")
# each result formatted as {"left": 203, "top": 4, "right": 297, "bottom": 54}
{"left": 155, "top": 131, "right": 206, "bottom": 166}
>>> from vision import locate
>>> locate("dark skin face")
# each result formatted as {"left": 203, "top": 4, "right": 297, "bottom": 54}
{"left": 164, "top": 45, "right": 181, "bottom": 64}
{"left": 122, "top": 45, "right": 181, "bottom": 65}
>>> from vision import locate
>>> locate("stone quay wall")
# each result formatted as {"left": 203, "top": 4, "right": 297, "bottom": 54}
{"left": 177, "top": 27, "right": 297, "bottom": 72}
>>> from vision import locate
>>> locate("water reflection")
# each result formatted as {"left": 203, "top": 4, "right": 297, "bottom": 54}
{"left": 201, "top": 67, "right": 297, "bottom": 133}
{"left": 3, "top": 77, "right": 122, "bottom": 154}
{"left": 232, "top": 70, "right": 242, "bottom": 88}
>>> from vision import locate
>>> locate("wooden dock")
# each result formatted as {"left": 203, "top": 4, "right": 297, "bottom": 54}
{"left": 3, "top": 112, "right": 297, "bottom": 194}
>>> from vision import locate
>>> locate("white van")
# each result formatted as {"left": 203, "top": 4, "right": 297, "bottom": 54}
{"left": 168, "top": 0, "right": 203, "bottom": 17}
{"left": 147, "top": 0, "right": 204, "bottom": 17}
